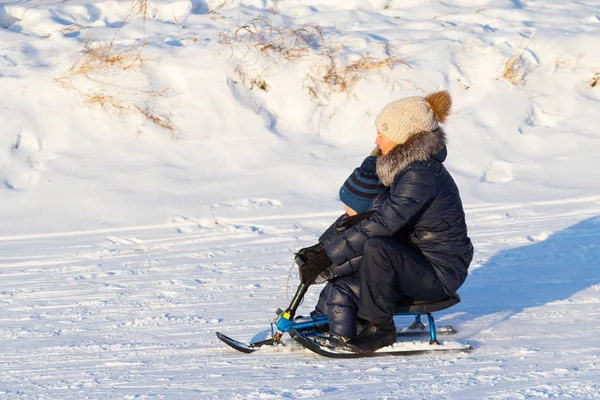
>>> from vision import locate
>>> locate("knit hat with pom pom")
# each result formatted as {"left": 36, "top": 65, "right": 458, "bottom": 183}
{"left": 375, "top": 91, "right": 452, "bottom": 144}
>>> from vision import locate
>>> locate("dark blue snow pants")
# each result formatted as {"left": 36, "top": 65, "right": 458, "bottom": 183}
{"left": 311, "top": 274, "right": 361, "bottom": 338}
{"left": 357, "top": 237, "right": 447, "bottom": 324}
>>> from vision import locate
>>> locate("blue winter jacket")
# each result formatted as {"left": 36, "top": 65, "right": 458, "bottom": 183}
{"left": 322, "top": 129, "right": 473, "bottom": 296}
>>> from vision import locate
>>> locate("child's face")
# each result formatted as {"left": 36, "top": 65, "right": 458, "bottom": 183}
{"left": 344, "top": 205, "right": 357, "bottom": 216}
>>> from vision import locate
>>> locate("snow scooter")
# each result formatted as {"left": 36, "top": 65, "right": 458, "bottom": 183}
{"left": 216, "top": 282, "right": 472, "bottom": 358}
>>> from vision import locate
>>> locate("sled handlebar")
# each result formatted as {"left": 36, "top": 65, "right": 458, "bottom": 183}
{"left": 283, "top": 283, "right": 308, "bottom": 320}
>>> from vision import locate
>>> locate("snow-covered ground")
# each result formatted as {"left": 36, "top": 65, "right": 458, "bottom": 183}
{"left": 1, "top": 0, "right": 600, "bottom": 398}
{"left": 2, "top": 197, "right": 600, "bottom": 398}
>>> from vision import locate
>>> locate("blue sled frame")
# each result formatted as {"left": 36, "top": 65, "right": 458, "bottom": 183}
{"left": 216, "top": 283, "right": 465, "bottom": 353}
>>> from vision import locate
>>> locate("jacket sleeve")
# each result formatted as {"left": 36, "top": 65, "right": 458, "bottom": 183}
{"left": 318, "top": 214, "right": 346, "bottom": 245}
{"left": 330, "top": 255, "right": 362, "bottom": 278}
{"left": 325, "top": 166, "right": 437, "bottom": 266}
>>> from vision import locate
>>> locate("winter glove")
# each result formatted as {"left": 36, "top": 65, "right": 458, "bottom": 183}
{"left": 295, "top": 242, "right": 325, "bottom": 264}
{"left": 335, "top": 210, "right": 375, "bottom": 234}
{"left": 314, "top": 266, "right": 335, "bottom": 285}
{"left": 298, "top": 249, "right": 332, "bottom": 286}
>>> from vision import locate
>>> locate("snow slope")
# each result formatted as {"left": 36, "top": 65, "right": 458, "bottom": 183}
{"left": 1, "top": 0, "right": 600, "bottom": 235}
{"left": 1, "top": 0, "right": 600, "bottom": 398}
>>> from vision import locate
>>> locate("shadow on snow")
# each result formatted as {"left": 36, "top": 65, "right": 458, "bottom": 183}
{"left": 452, "top": 215, "right": 600, "bottom": 338}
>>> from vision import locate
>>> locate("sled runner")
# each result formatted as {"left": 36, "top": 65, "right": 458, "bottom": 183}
{"left": 216, "top": 283, "right": 472, "bottom": 357}
{"left": 290, "top": 328, "right": 470, "bottom": 358}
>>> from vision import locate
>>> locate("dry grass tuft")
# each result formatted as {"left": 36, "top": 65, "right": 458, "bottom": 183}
{"left": 318, "top": 55, "right": 404, "bottom": 93}
{"left": 304, "top": 51, "right": 405, "bottom": 106}
{"left": 503, "top": 53, "right": 523, "bottom": 85}
{"left": 77, "top": 88, "right": 177, "bottom": 136}
{"left": 60, "top": 23, "right": 84, "bottom": 36}
{"left": 57, "top": 0, "right": 149, "bottom": 81}
{"left": 220, "top": 16, "right": 406, "bottom": 104}
{"left": 134, "top": 105, "right": 177, "bottom": 136}
{"left": 250, "top": 77, "right": 269, "bottom": 91}
{"left": 56, "top": 0, "right": 177, "bottom": 136}
{"left": 591, "top": 72, "right": 600, "bottom": 88}
{"left": 128, "top": 0, "right": 150, "bottom": 26}
{"left": 220, "top": 16, "right": 323, "bottom": 62}
{"left": 502, "top": 37, "right": 534, "bottom": 85}
{"left": 83, "top": 91, "right": 127, "bottom": 113}
{"left": 58, "top": 40, "right": 147, "bottom": 80}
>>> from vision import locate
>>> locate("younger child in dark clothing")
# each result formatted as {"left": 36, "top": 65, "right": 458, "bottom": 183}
{"left": 295, "top": 155, "right": 385, "bottom": 346}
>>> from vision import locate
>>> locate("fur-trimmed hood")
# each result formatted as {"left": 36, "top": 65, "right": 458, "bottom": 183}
{"left": 374, "top": 129, "right": 447, "bottom": 187}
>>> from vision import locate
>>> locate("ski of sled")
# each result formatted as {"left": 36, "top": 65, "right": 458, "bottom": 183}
{"left": 216, "top": 325, "right": 458, "bottom": 354}
{"left": 397, "top": 324, "right": 457, "bottom": 337}
{"left": 290, "top": 329, "right": 472, "bottom": 359}
{"left": 215, "top": 332, "right": 276, "bottom": 354}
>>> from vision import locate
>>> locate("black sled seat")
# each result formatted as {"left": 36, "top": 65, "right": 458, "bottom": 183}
{"left": 394, "top": 294, "right": 460, "bottom": 314}
{"left": 393, "top": 295, "right": 461, "bottom": 344}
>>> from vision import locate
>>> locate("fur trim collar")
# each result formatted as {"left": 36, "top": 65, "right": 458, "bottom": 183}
{"left": 374, "top": 129, "right": 447, "bottom": 187}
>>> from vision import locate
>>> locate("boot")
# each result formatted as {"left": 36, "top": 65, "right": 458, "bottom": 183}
{"left": 314, "top": 332, "right": 350, "bottom": 349}
{"left": 345, "top": 320, "right": 396, "bottom": 353}
{"left": 355, "top": 317, "right": 369, "bottom": 335}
